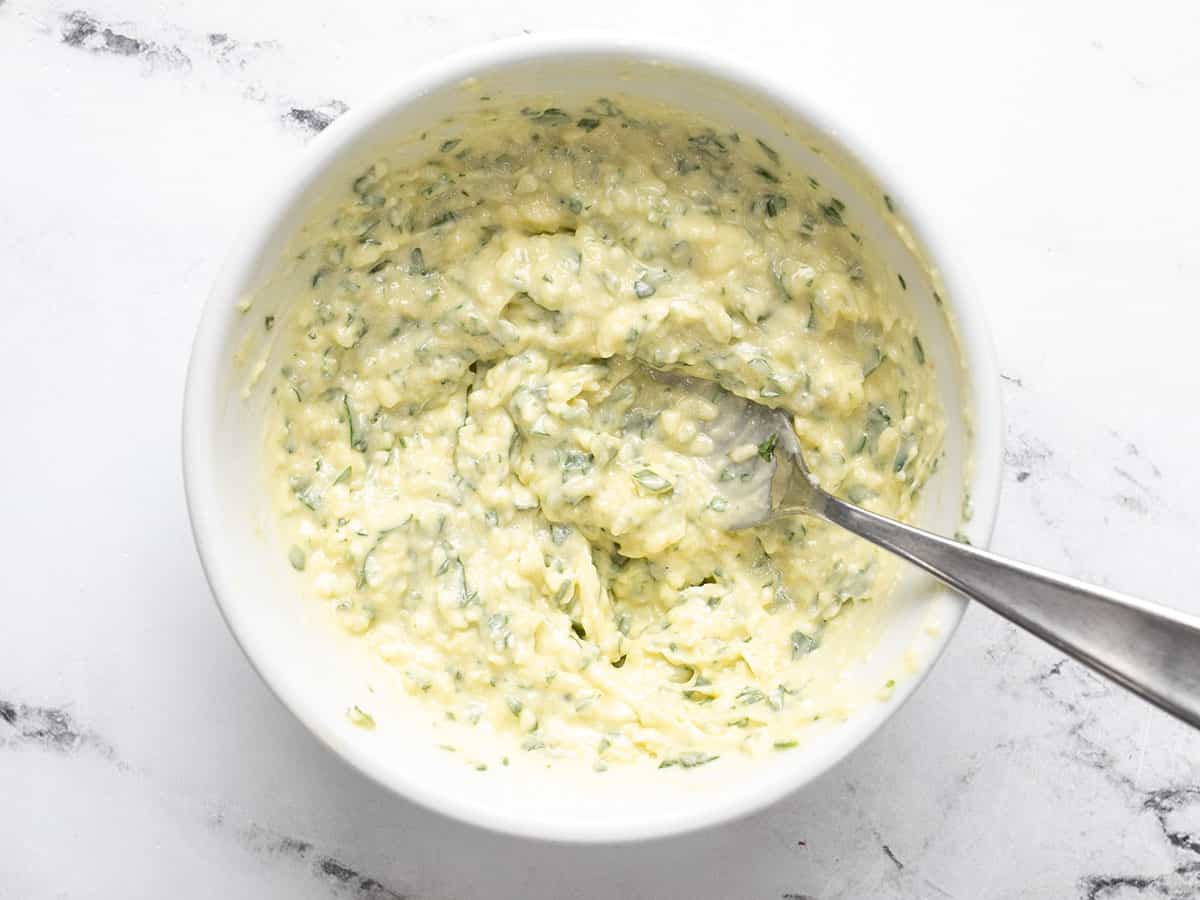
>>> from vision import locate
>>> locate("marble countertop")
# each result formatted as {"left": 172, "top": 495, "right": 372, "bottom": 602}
{"left": 3, "top": 1, "right": 1200, "bottom": 897}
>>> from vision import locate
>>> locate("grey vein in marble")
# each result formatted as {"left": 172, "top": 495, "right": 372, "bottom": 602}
{"left": 1081, "top": 866, "right": 1200, "bottom": 900}
{"left": 1004, "top": 429, "right": 1054, "bottom": 481}
{"left": 61, "top": 9, "right": 190, "bottom": 69}
{"left": 1, "top": 692, "right": 405, "bottom": 895}
{"left": 285, "top": 102, "right": 350, "bottom": 134}
{"left": 1112, "top": 447, "right": 1167, "bottom": 518}
{"left": 0, "top": 697, "right": 119, "bottom": 763}
{"left": 1024, "top": 661, "right": 1200, "bottom": 897}
{"left": 1003, "top": 372, "right": 1173, "bottom": 516}
{"left": 46, "top": 7, "right": 348, "bottom": 135}
{"left": 212, "top": 818, "right": 409, "bottom": 899}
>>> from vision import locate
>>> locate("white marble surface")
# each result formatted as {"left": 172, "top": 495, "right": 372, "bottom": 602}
{"left": 3, "top": 1, "right": 1200, "bottom": 896}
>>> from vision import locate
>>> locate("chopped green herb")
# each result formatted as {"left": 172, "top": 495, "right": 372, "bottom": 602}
{"left": 486, "top": 612, "right": 510, "bottom": 650}
{"left": 755, "top": 137, "right": 781, "bottom": 165}
{"left": 758, "top": 433, "right": 778, "bottom": 462}
{"left": 287, "top": 545, "right": 306, "bottom": 571}
{"left": 334, "top": 466, "right": 352, "bottom": 486}
{"left": 859, "top": 405, "right": 892, "bottom": 455}
{"left": 892, "top": 434, "right": 916, "bottom": 475}
{"left": 439, "top": 138, "right": 461, "bottom": 153}
{"left": 264, "top": 315, "right": 275, "bottom": 330}
{"left": 357, "top": 518, "right": 410, "bottom": 590}
{"left": 709, "top": 496, "right": 729, "bottom": 512}
{"left": 633, "top": 279, "right": 655, "bottom": 298}
{"left": 897, "top": 272, "right": 907, "bottom": 290}
{"left": 296, "top": 483, "right": 321, "bottom": 510}
{"left": 763, "top": 194, "right": 787, "bottom": 217}
{"left": 754, "top": 166, "right": 780, "bottom": 183}
{"left": 344, "top": 395, "right": 367, "bottom": 452}
{"left": 863, "top": 347, "right": 883, "bottom": 378}
{"left": 347, "top": 705, "right": 375, "bottom": 729}
{"left": 819, "top": 202, "right": 844, "bottom": 226}
{"left": 633, "top": 469, "right": 673, "bottom": 494}
{"left": 769, "top": 265, "right": 793, "bottom": 303}
{"left": 523, "top": 107, "right": 571, "bottom": 125}
{"left": 561, "top": 449, "right": 594, "bottom": 475}
{"left": 576, "top": 117, "right": 601, "bottom": 132}
{"left": 847, "top": 484, "right": 874, "bottom": 504}
{"left": 790, "top": 630, "right": 819, "bottom": 659}
{"left": 912, "top": 335, "right": 926, "bottom": 364}
{"left": 767, "top": 684, "right": 797, "bottom": 711}
{"left": 773, "top": 740, "right": 798, "bottom": 750}
{"left": 659, "top": 751, "right": 719, "bottom": 769}
{"left": 737, "top": 687, "right": 766, "bottom": 706}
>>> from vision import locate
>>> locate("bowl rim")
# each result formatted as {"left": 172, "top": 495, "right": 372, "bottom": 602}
{"left": 183, "top": 31, "right": 1004, "bottom": 844}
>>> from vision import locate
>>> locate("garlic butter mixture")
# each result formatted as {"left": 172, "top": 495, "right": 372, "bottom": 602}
{"left": 267, "top": 99, "right": 945, "bottom": 768}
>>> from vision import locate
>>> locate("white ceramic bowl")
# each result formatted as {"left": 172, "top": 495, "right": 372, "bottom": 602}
{"left": 183, "top": 34, "right": 1003, "bottom": 843}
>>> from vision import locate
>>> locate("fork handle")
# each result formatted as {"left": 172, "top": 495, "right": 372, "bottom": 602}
{"left": 818, "top": 494, "right": 1200, "bottom": 729}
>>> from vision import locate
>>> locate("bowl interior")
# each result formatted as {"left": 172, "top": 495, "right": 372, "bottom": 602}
{"left": 185, "top": 43, "right": 998, "bottom": 842}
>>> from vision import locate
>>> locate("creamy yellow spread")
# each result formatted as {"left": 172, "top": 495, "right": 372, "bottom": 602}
{"left": 266, "top": 99, "right": 944, "bottom": 769}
